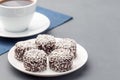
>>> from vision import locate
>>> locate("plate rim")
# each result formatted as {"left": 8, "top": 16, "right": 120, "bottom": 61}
{"left": 0, "top": 12, "right": 50, "bottom": 38}
{"left": 8, "top": 43, "right": 88, "bottom": 77}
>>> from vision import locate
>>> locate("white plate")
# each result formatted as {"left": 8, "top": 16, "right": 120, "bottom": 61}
{"left": 8, "top": 43, "right": 88, "bottom": 77}
{"left": 0, "top": 12, "right": 50, "bottom": 38}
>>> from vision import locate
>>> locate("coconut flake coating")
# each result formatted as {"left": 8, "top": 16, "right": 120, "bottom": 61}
{"left": 23, "top": 49, "right": 47, "bottom": 72}
{"left": 14, "top": 39, "right": 37, "bottom": 61}
{"left": 35, "top": 34, "right": 56, "bottom": 55}
{"left": 55, "top": 38, "right": 77, "bottom": 58}
{"left": 49, "top": 49, "right": 74, "bottom": 72}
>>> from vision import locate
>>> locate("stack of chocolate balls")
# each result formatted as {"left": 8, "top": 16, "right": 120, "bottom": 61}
{"left": 14, "top": 34, "right": 77, "bottom": 72}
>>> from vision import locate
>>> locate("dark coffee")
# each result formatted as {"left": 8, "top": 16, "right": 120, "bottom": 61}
{"left": 0, "top": 0, "right": 33, "bottom": 7}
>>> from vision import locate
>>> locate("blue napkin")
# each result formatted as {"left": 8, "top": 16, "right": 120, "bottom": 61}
{"left": 0, "top": 6, "right": 73, "bottom": 55}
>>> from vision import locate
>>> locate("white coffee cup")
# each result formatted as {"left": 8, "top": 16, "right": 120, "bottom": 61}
{"left": 0, "top": 0, "right": 37, "bottom": 32}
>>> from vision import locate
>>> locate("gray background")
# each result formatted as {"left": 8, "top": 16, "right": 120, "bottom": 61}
{"left": 0, "top": 0, "right": 120, "bottom": 80}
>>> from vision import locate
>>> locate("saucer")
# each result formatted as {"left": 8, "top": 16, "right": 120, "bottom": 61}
{"left": 0, "top": 12, "right": 50, "bottom": 38}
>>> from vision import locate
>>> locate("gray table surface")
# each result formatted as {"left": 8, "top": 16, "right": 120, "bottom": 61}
{"left": 0, "top": 0, "right": 120, "bottom": 80}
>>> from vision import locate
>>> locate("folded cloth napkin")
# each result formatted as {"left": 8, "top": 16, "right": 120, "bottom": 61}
{"left": 0, "top": 6, "right": 73, "bottom": 55}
